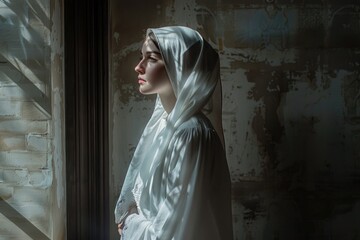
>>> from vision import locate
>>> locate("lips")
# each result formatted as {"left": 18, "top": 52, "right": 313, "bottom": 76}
{"left": 138, "top": 78, "right": 146, "bottom": 84}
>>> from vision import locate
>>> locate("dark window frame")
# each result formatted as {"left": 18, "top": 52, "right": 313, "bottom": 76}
{"left": 64, "top": 0, "right": 109, "bottom": 239}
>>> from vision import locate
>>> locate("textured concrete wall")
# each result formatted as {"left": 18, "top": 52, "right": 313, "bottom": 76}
{"left": 0, "top": 0, "right": 65, "bottom": 239}
{"left": 110, "top": 1, "right": 360, "bottom": 239}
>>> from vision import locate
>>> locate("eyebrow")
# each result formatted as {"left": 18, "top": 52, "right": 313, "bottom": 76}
{"left": 140, "top": 51, "right": 161, "bottom": 55}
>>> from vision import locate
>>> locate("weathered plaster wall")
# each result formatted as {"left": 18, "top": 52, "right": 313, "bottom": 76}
{"left": 110, "top": 1, "right": 360, "bottom": 239}
{"left": 50, "top": 0, "right": 66, "bottom": 239}
{"left": 0, "top": 0, "right": 65, "bottom": 239}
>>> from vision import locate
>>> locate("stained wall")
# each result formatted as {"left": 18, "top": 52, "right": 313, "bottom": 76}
{"left": 110, "top": 1, "right": 360, "bottom": 239}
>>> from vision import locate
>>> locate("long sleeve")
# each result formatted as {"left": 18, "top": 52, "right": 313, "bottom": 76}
{"left": 121, "top": 119, "right": 233, "bottom": 240}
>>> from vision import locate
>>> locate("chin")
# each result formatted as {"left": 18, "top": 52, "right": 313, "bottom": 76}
{"left": 139, "top": 86, "right": 156, "bottom": 95}
{"left": 139, "top": 88, "right": 155, "bottom": 95}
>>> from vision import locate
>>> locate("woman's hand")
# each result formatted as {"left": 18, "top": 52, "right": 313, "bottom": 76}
{"left": 118, "top": 222, "right": 124, "bottom": 236}
{"left": 117, "top": 205, "right": 139, "bottom": 236}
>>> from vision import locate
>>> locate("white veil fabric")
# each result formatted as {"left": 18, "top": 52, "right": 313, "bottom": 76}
{"left": 114, "top": 26, "right": 233, "bottom": 240}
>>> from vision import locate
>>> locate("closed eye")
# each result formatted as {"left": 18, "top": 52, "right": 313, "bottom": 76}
{"left": 139, "top": 51, "right": 161, "bottom": 62}
{"left": 148, "top": 56, "right": 157, "bottom": 62}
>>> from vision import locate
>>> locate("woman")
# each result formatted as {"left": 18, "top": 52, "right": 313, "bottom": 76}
{"left": 115, "top": 26, "right": 233, "bottom": 240}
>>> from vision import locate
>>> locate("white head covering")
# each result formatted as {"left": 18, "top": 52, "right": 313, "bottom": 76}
{"left": 114, "top": 26, "right": 224, "bottom": 224}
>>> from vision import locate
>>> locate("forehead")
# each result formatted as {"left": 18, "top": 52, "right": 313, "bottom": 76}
{"left": 141, "top": 37, "right": 160, "bottom": 53}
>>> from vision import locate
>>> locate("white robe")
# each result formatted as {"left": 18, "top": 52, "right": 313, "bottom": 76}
{"left": 115, "top": 26, "right": 233, "bottom": 240}
{"left": 120, "top": 113, "right": 233, "bottom": 240}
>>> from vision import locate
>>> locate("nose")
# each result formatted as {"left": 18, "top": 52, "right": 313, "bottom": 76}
{"left": 135, "top": 59, "right": 144, "bottom": 74}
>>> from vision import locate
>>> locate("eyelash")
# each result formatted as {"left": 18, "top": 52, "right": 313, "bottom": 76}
{"left": 139, "top": 56, "right": 157, "bottom": 62}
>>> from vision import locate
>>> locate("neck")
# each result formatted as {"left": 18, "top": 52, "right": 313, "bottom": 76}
{"left": 159, "top": 92, "right": 176, "bottom": 114}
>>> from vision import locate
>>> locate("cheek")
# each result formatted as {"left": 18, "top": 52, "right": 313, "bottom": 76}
{"left": 151, "top": 67, "right": 169, "bottom": 85}
{"left": 158, "top": 70, "right": 169, "bottom": 83}
{"left": 158, "top": 72, "right": 171, "bottom": 90}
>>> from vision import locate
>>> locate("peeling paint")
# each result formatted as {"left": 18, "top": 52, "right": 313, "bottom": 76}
{"left": 50, "top": 0, "right": 66, "bottom": 238}
{"left": 52, "top": 88, "right": 63, "bottom": 209}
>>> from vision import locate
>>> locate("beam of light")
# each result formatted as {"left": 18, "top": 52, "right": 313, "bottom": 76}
{"left": 0, "top": 197, "right": 51, "bottom": 240}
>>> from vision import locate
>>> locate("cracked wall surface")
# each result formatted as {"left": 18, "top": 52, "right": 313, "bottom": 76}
{"left": 110, "top": 1, "right": 360, "bottom": 239}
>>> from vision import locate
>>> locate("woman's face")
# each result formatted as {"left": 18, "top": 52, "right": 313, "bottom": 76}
{"left": 135, "top": 37, "right": 172, "bottom": 96}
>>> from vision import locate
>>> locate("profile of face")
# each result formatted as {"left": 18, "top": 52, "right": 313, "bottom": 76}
{"left": 135, "top": 36, "right": 172, "bottom": 96}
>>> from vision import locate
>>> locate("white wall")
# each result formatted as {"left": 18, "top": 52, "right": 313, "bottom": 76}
{"left": 0, "top": 0, "right": 65, "bottom": 239}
